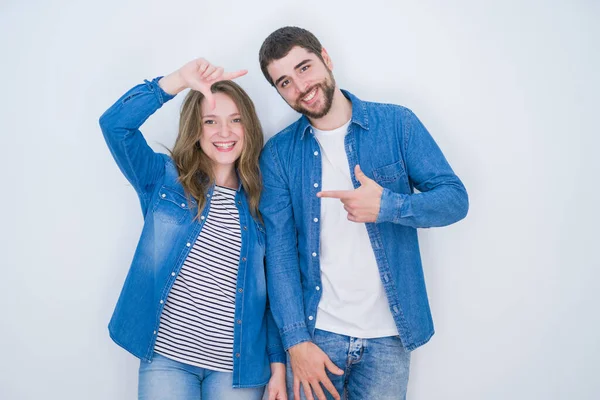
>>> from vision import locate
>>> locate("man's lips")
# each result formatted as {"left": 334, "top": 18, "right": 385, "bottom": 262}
{"left": 300, "top": 86, "right": 319, "bottom": 105}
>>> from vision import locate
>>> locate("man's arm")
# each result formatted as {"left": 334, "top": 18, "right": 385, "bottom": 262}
{"left": 377, "top": 108, "right": 468, "bottom": 227}
{"left": 259, "top": 139, "right": 343, "bottom": 400}
{"left": 318, "top": 108, "right": 468, "bottom": 227}
{"left": 259, "top": 139, "right": 311, "bottom": 349}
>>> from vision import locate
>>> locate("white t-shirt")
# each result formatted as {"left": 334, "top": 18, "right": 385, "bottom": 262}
{"left": 313, "top": 121, "right": 398, "bottom": 338}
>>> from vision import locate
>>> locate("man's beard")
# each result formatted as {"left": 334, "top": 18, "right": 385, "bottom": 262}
{"left": 291, "top": 73, "right": 336, "bottom": 119}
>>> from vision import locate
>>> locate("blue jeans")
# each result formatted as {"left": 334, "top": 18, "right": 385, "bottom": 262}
{"left": 286, "top": 329, "right": 411, "bottom": 400}
{"left": 139, "top": 353, "right": 265, "bottom": 400}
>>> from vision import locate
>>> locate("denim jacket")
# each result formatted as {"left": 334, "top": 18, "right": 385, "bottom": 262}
{"left": 99, "top": 77, "right": 285, "bottom": 388}
{"left": 259, "top": 90, "right": 468, "bottom": 351}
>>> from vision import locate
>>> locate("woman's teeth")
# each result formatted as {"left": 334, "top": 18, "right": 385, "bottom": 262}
{"left": 214, "top": 142, "right": 235, "bottom": 149}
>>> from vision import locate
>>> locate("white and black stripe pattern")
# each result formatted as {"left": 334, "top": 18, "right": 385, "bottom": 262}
{"left": 155, "top": 185, "right": 241, "bottom": 372}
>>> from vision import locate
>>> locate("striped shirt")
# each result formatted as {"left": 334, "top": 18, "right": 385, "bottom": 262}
{"left": 155, "top": 185, "right": 241, "bottom": 372}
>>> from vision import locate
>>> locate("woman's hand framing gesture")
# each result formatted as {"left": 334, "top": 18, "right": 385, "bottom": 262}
{"left": 159, "top": 58, "right": 247, "bottom": 109}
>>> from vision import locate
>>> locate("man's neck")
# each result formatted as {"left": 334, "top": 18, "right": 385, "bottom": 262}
{"left": 309, "top": 88, "right": 352, "bottom": 131}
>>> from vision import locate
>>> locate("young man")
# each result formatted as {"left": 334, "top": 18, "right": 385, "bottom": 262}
{"left": 258, "top": 27, "right": 468, "bottom": 400}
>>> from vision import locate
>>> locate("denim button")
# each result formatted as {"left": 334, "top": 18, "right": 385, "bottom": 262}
{"left": 207, "top": 194, "right": 211, "bottom": 198}
{"left": 235, "top": 353, "right": 240, "bottom": 358}
{"left": 243, "top": 226, "right": 248, "bottom": 230}
{"left": 312, "top": 252, "right": 317, "bottom": 257}
{"left": 315, "top": 286, "right": 320, "bottom": 291}
{"left": 180, "top": 203, "right": 185, "bottom": 207}
{"left": 314, "top": 183, "right": 319, "bottom": 188}
{"left": 153, "top": 330, "right": 156, "bottom": 335}
{"left": 238, "top": 288, "right": 243, "bottom": 293}
{"left": 186, "top": 242, "right": 191, "bottom": 247}
{"left": 314, "top": 151, "right": 319, "bottom": 156}
{"left": 159, "top": 300, "right": 164, "bottom": 304}
{"left": 237, "top": 320, "right": 242, "bottom": 324}
{"left": 201, "top": 215, "right": 205, "bottom": 220}
{"left": 308, "top": 316, "right": 314, "bottom": 321}
{"left": 161, "top": 194, "right": 166, "bottom": 198}
{"left": 171, "top": 272, "right": 175, "bottom": 277}
{"left": 313, "top": 218, "right": 318, "bottom": 222}
{"left": 242, "top": 257, "right": 247, "bottom": 262}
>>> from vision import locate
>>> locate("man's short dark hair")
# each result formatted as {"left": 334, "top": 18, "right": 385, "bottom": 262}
{"left": 259, "top": 26, "right": 325, "bottom": 86}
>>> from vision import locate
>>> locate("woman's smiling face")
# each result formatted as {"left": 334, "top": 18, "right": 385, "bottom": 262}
{"left": 199, "top": 92, "right": 245, "bottom": 170}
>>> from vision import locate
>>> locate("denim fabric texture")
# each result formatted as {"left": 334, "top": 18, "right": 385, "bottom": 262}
{"left": 259, "top": 90, "right": 468, "bottom": 352}
{"left": 100, "top": 77, "right": 284, "bottom": 388}
{"left": 286, "top": 329, "right": 411, "bottom": 400}
{"left": 139, "top": 353, "right": 265, "bottom": 400}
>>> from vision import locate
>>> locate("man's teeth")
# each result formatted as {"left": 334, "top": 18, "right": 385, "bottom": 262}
{"left": 214, "top": 142, "right": 235, "bottom": 149}
{"left": 303, "top": 88, "right": 317, "bottom": 102}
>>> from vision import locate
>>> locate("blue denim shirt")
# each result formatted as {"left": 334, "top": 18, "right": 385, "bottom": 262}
{"left": 99, "top": 78, "right": 285, "bottom": 388}
{"left": 259, "top": 90, "right": 468, "bottom": 351}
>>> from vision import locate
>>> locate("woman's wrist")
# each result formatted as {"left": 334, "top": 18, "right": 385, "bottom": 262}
{"left": 270, "top": 362, "right": 286, "bottom": 375}
{"left": 158, "top": 70, "right": 187, "bottom": 95}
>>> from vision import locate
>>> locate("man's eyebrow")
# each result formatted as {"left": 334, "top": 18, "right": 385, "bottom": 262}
{"left": 274, "top": 59, "right": 312, "bottom": 86}
{"left": 294, "top": 59, "right": 311, "bottom": 70}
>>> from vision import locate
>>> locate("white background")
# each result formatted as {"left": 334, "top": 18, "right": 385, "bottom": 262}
{"left": 1, "top": 0, "right": 598, "bottom": 399}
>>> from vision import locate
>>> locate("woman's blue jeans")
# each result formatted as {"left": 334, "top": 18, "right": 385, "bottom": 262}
{"left": 138, "top": 353, "right": 265, "bottom": 400}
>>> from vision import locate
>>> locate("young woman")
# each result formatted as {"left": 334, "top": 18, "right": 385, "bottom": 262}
{"left": 99, "top": 58, "right": 286, "bottom": 400}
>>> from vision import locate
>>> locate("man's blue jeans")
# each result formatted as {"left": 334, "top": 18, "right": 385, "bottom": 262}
{"left": 138, "top": 353, "right": 265, "bottom": 400}
{"left": 286, "top": 329, "right": 411, "bottom": 400}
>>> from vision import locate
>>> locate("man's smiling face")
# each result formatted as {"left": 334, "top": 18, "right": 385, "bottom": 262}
{"left": 267, "top": 46, "right": 336, "bottom": 119}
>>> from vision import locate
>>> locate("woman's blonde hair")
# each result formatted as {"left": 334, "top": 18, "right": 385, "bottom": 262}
{"left": 171, "top": 81, "right": 263, "bottom": 219}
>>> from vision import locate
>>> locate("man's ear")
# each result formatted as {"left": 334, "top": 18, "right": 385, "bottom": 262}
{"left": 321, "top": 48, "right": 333, "bottom": 70}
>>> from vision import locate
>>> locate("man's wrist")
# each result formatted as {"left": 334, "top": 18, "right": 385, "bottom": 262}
{"left": 288, "top": 339, "right": 312, "bottom": 355}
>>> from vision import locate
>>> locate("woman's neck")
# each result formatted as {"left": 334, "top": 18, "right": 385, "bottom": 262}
{"left": 213, "top": 165, "right": 238, "bottom": 189}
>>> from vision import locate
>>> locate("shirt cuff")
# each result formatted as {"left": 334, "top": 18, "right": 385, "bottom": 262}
{"left": 280, "top": 322, "right": 312, "bottom": 351}
{"left": 145, "top": 76, "right": 177, "bottom": 105}
{"left": 377, "top": 188, "right": 408, "bottom": 224}
{"left": 268, "top": 351, "right": 287, "bottom": 364}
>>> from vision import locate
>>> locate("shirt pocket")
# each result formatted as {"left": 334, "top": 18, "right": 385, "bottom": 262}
{"left": 372, "top": 160, "right": 410, "bottom": 193}
{"left": 152, "top": 186, "right": 191, "bottom": 224}
{"left": 372, "top": 160, "right": 406, "bottom": 183}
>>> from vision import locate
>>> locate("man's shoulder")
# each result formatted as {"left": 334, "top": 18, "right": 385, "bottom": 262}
{"left": 264, "top": 118, "right": 304, "bottom": 149}
{"left": 364, "top": 99, "right": 413, "bottom": 117}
